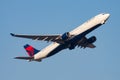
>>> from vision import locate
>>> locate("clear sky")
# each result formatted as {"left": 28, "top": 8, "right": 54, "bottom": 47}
{"left": 1, "top": 0, "right": 120, "bottom": 80}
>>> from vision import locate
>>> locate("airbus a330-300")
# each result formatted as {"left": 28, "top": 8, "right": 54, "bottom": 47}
{"left": 11, "top": 13, "right": 110, "bottom": 62}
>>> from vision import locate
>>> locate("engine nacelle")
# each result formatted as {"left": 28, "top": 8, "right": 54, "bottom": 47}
{"left": 87, "top": 36, "right": 96, "bottom": 43}
{"left": 61, "top": 32, "right": 70, "bottom": 41}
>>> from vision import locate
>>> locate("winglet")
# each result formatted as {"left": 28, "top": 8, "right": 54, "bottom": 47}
{"left": 10, "top": 33, "right": 15, "bottom": 36}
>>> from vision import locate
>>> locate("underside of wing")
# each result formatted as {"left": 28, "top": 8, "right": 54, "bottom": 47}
{"left": 86, "top": 43, "right": 96, "bottom": 48}
{"left": 10, "top": 33, "right": 64, "bottom": 44}
{"left": 77, "top": 36, "right": 96, "bottom": 48}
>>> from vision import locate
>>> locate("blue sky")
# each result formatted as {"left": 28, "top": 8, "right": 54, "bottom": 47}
{"left": 1, "top": 0, "right": 120, "bottom": 80}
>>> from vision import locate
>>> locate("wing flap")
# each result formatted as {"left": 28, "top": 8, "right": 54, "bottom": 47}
{"left": 87, "top": 43, "right": 96, "bottom": 48}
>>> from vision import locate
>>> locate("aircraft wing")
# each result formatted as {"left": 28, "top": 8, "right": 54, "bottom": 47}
{"left": 77, "top": 37, "right": 96, "bottom": 48}
{"left": 10, "top": 33, "right": 64, "bottom": 44}
{"left": 86, "top": 43, "right": 96, "bottom": 48}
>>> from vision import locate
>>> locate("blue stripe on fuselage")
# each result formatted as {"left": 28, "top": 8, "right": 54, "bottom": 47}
{"left": 46, "top": 23, "right": 102, "bottom": 58}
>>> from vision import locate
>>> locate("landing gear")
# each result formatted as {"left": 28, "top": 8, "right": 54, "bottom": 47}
{"left": 68, "top": 44, "right": 75, "bottom": 50}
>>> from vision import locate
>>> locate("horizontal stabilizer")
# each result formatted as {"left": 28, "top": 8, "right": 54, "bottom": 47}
{"left": 14, "top": 56, "right": 34, "bottom": 60}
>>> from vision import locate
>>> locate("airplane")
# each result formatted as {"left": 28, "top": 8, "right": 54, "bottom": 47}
{"left": 10, "top": 13, "right": 110, "bottom": 62}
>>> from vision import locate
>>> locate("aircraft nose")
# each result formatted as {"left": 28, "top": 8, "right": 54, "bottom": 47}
{"left": 104, "top": 13, "right": 110, "bottom": 21}
{"left": 106, "top": 13, "right": 110, "bottom": 18}
{"left": 101, "top": 13, "right": 110, "bottom": 24}
{"left": 105, "top": 13, "right": 110, "bottom": 20}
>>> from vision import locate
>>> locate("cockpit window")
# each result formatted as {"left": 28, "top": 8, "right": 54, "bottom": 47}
{"left": 102, "top": 13, "right": 105, "bottom": 15}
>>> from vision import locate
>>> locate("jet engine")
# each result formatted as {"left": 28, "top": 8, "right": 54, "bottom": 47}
{"left": 87, "top": 36, "right": 96, "bottom": 43}
{"left": 61, "top": 32, "right": 70, "bottom": 41}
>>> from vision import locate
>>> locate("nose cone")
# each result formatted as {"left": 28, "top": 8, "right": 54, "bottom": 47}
{"left": 103, "top": 13, "right": 110, "bottom": 23}
{"left": 105, "top": 13, "right": 110, "bottom": 19}
{"left": 100, "top": 13, "right": 110, "bottom": 24}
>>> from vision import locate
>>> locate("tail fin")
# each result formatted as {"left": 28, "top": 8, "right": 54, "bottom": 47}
{"left": 24, "top": 44, "right": 40, "bottom": 57}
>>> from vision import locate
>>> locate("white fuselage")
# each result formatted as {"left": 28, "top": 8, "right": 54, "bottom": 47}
{"left": 34, "top": 13, "right": 110, "bottom": 60}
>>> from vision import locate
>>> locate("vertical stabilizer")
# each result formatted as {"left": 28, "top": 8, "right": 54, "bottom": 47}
{"left": 24, "top": 44, "right": 40, "bottom": 57}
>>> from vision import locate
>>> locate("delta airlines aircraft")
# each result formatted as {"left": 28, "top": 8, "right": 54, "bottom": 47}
{"left": 11, "top": 13, "right": 110, "bottom": 62}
